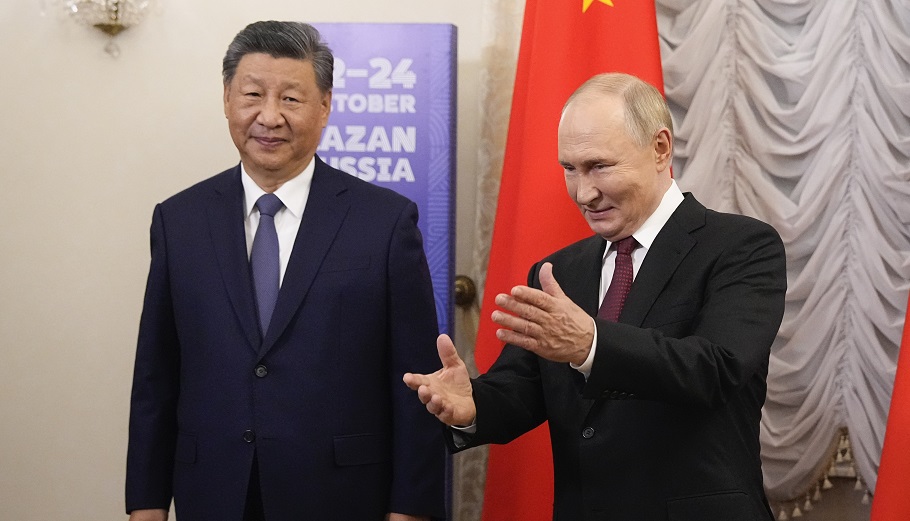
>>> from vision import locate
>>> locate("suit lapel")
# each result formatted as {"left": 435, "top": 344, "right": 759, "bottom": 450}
{"left": 557, "top": 236, "right": 608, "bottom": 317}
{"left": 580, "top": 194, "right": 704, "bottom": 421}
{"left": 261, "top": 159, "right": 350, "bottom": 353}
{"left": 620, "top": 194, "right": 704, "bottom": 327}
{"left": 206, "top": 165, "right": 261, "bottom": 352}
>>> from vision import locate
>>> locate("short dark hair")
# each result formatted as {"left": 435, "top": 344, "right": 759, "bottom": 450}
{"left": 222, "top": 21, "right": 334, "bottom": 93}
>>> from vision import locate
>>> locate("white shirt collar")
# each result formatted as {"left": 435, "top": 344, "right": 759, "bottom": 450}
{"left": 241, "top": 158, "right": 315, "bottom": 219}
{"left": 604, "top": 179, "right": 684, "bottom": 255}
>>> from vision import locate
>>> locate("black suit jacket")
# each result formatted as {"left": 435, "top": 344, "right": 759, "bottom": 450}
{"left": 126, "top": 157, "right": 446, "bottom": 520}
{"left": 461, "top": 194, "right": 786, "bottom": 521}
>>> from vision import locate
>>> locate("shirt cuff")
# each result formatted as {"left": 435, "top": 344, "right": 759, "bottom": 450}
{"left": 450, "top": 423, "right": 477, "bottom": 448}
{"left": 451, "top": 422, "right": 477, "bottom": 433}
{"left": 569, "top": 317, "right": 597, "bottom": 380}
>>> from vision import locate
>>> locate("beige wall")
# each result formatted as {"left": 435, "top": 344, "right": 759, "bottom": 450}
{"left": 0, "top": 1, "right": 483, "bottom": 519}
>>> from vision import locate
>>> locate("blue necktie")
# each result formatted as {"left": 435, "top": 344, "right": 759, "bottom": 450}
{"left": 251, "top": 193, "right": 284, "bottom": 335}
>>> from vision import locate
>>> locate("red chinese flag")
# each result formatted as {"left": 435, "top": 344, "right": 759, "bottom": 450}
{"left": 476, "top": 1, "right": 663, "bottom": 519}
{"left": 871, "top": 293, "right": 910, "bottom": 520}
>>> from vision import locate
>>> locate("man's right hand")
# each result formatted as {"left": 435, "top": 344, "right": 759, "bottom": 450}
{"left": 403, "top": 334, "right": 476, "bottom": 426}
{"left": 128, "top": 509, "right": 168, "bottom": 521}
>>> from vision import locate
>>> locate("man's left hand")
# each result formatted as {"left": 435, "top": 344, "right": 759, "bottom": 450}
{"left": 492, "top": 262, "right": 594, "bottom": 365}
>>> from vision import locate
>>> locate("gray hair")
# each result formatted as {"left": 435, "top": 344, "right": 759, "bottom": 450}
{"left": 222, "top": 21, "right": 334, "bottom": 93}
{"left": 564, "top": 73, "right": 673, "bottom": 148}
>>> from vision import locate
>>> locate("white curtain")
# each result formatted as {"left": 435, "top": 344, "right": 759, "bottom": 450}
{"left": 461, "top": 0, "right": 910, "bottom": 518}
{"left": 658, "top": 0, "right": 910, "bottom": 504}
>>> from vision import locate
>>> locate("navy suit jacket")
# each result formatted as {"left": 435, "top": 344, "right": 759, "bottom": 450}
{"left": 126, "top": 157, "right": 446, "bottom": 520}
{"left": 458, "top": 194, "right": 786, "bottom": 521}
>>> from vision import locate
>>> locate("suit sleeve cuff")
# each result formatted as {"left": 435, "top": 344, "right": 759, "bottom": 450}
{"left": 449, "top": 422, "right": 477, "bottom": 448}
{"left": 569, "top": 317, "right": 597, "bottom": 380}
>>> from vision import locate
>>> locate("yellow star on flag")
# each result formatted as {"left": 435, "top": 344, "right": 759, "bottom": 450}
{"left": 583, "top": 0, "right": 614, "bottom": 12}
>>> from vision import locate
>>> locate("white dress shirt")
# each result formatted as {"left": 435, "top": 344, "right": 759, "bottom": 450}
{"left": 241, "top": 159, "right": 315, "bottom": 286}
{"left": 571, "top": 180, "right": 685, "bottom": 378}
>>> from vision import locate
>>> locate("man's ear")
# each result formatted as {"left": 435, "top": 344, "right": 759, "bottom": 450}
{"left": 319, "top": 90, "right": 333, "bottom": 125}
{"left": 223, "top": 83, "right": 231, "bottom": 118}
{"left": 653, "top": 128, "right": 672, "bottom": 171}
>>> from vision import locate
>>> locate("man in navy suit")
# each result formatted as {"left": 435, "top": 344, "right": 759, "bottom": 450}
{"left": 405, "top": 73, "right": 786, "bottom": 520}
{"left": 126, "top": 21, "right": 445, "bottom": 521}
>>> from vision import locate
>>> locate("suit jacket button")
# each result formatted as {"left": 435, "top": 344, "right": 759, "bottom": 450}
{"left": 242, "top": 430, "right": 256, "bottom": 443}
{"left": 582, "top": 427, "right": 595, "bottom": 439}
{"left": 254, "top": 365, "right": 268, "bottom": 378}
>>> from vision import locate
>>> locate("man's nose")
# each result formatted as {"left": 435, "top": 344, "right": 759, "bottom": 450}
{"left": 575, "top": 174, "right": 600, "bottom": 205}
{"left": 256, "top": 98, "right": 284, "bottom": 127}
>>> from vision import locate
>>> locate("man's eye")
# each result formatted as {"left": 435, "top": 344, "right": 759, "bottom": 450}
{"left": 245, "top": 92, "right": 261, "bottom": 97}
{"left": 284, "top": 97, "right": 300, "bottom": 103}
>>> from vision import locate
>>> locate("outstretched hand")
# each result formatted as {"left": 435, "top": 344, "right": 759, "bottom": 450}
{"left": 403, "top": 334, "right": 476, "bottom": 427}
{"left": 491, "top": 262, "right": 595, "bottom": 365}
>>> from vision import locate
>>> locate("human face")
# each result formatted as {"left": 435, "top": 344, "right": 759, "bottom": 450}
{"left": 558, "top": 93, "right": 672, "bottom": 242}
{"left": 223, "top": 53, "right": 331, "bottom": 188}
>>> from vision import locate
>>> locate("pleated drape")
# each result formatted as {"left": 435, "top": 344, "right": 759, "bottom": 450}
{"left": 459, "top": 0, "right": 910, "bottom": 517}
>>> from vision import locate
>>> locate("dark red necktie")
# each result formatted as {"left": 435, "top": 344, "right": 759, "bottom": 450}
{"left": 597, "top": 236, "right": 638, "bottom": 322}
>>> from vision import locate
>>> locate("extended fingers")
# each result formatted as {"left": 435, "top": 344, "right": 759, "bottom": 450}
{"left": 402, "top": 372, "right": 431, "bottom": 391}
{"left": 407, "top": 375, "right": 447, "bottom": 416}
{"left": 424, "top": 392, "right": 448, "bottom": 416}
{"left": 509, "top": 284, "right": 554, "bottom": 310}
{"left": 490, "top": 304, "right": 520, "bottom": 327}
{"left": 416, "top": 383, "right": 460, "bottom": 424}
{"left": 405, "top": 335, "right": 463, "bottom": 392}
{"left": 494, "top": 291, "right": 549, "bottom": 325}
{"left": 416, "top": 383, "right": 435, "bottom": 406}
{"left": 494, "top": 326, "right": 541, "bottom": 352}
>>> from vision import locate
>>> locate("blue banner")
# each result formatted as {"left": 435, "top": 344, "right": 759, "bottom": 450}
{"left": 315, "top": 23, "right": 457, "bottom": 334}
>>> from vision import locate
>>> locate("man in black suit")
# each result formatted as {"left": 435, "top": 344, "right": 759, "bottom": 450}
{"left": 126, "top": 21, "right": 445, "bottom": 521}
{"left": 405, "top": 73, "right": 786, "bottom": 520}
